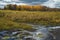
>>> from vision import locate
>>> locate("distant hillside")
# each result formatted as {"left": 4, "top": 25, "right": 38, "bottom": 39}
{"left": 3, "top": 4, "right": 60, "bottom": 11}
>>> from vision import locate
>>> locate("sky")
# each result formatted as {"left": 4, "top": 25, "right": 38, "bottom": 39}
{"left": 0, "top": 0, "right": 60, "bottom": 8}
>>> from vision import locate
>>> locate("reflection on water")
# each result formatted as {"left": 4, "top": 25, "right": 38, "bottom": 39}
{"left": 0, "top": 24, "right": 60, "bottom": 40}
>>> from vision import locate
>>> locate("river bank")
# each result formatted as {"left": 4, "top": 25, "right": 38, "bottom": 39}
{"left": 0, "top": 10, "right": 60, "bottom": 40}
{"left": 0, "top": 23, "right": 60, "bottom": 40}
{"left": 49, "top": 28, "right": 60, "bottom": 40}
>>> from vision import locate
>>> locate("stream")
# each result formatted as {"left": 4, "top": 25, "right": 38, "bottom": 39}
{"left": 0, "top": 24, "right": 60, "bottom": 40}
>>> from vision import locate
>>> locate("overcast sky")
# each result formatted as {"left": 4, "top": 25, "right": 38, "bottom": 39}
{"left": 0, "top": 0, "right": 60, "bottom": 8}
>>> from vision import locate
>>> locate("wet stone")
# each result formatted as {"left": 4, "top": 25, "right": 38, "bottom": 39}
{"left": 23, "top": 38, "right": 36, "bottom": 40}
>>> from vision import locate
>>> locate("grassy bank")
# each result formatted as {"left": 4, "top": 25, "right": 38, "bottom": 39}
{"left": 0, "top": 18, "right": 34, "bottom": 31}
{"left": 0, "top": 10, "right": 60, "bottom": 30}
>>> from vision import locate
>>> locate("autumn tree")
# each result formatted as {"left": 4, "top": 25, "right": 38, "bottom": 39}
{"left": 4, "top": 4, "right": 60, "bottom": 11}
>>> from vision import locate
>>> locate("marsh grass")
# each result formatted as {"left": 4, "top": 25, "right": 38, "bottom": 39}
{"left": 0, "top": 10, "right": 60, "bottom": 30}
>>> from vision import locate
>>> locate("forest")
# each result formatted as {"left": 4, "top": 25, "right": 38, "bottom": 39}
{"left": 4, "top": 4, "right": 60, "bottom": 11}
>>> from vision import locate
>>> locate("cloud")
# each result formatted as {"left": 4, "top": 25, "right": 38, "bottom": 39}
{"left": 42, "top": 0, "right": 56, "bottom": 8}
{"left": 3, "top": 0, "right": 19, "bottom": 2}
{"left": 19, "top": 0, "right": 48, "bottom": 3}
{"left": 0, "top": 0, "right": 49, "bottom": 8}
{"left": 53, "top": 0, "right": 60, "bottom": 2}
{"left": 42, "top": 0, "right": 60, "bottom": 8}
{"left": 0, "top": 0, "right": 60, "bottom": 8}
{"left": 0, "top": 0, "right": 49, "bottom": 4}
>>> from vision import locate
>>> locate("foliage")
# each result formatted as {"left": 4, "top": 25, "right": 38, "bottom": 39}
{"left": 4, "top": 4, "right": 60, "bottom": 11}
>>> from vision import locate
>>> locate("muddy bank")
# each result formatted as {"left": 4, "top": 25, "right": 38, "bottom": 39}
{"left": 50, "top": 28, "right": 60, "bottom": 40}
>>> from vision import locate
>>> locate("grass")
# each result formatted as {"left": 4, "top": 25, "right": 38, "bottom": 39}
{"left": 0, "top": 17, "right": 34, "bottom": 31}
{"left": 0, "top": 10, "right": 60, "bottom": 30}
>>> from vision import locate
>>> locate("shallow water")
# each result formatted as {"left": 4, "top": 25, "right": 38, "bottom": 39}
{"left": 0, "top": 24, "right": 60, "bottom": 40}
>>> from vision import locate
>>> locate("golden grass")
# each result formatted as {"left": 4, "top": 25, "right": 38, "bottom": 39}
{"left": 0, "top": 10, "right": 60, "bottom": 26}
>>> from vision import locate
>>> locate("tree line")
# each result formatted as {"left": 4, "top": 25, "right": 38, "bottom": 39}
{"left": 4, "top": 4, "right": 60, "bottom": 11}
